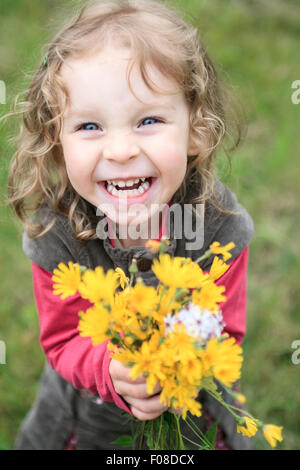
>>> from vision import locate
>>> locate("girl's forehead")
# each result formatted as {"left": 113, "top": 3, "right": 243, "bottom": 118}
{"left": 59, "top": 46, "right": 182, "bottom": 106}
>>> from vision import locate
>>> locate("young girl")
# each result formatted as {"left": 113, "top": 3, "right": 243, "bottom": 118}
{"left": 6, "top": 0, "right": 254, "bottom": 450}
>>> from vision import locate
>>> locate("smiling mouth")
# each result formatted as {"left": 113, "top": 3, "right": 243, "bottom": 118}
{"left": 104, "top": 177, "right": 154, "bottom": 197}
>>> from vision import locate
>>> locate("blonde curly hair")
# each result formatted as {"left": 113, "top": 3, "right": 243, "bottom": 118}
{"left": 4, "top": 0, "right": 244, "bottom": 240}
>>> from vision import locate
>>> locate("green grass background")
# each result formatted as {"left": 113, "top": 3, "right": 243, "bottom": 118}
{"left": 0, "top": 0, "right": 299, "bottom": 450}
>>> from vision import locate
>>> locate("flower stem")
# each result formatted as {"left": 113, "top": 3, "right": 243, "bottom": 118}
{"left": 129, "top": 272, "right": 135, "bottom": 288}
{"left": 205, "top": 388, "right": 250, "bottom": 424}
{"left": 154, "top": 415, "right": 163, "bottom": 449}
{"left": 139, "top": 421, "right": 146, "bottom": 449}
{"left": 194, "top": 249, "right": 212, "bottom": 265}
{"left": 185, "top": 415, "right": 213, "bottom": 449}
{"left": 174, "top": 414, "right": 185, "bottom": 449}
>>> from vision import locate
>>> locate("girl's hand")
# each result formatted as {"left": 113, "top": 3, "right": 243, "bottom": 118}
{"left": 109, "top": 358, "right": 168, "bottom": 421}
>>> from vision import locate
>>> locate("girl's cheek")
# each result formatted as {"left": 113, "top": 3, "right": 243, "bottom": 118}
{"left": 62, "top": 140, "right": 86, "bottom": 163}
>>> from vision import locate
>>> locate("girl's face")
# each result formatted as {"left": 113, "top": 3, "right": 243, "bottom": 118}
{"left": 59, "top": 46, "right": 198, "bottom": 229}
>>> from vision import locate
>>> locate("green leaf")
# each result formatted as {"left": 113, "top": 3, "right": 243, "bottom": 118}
{"left": 204, "top": 421, "right": 218, "bottom": 449}
{"left": 144, "top": 421, "right": 154, "bottom": 449}
{"left": 146, "top": 434, "right": 154, "bottom": 449}
{"left": 111, "top": 434, "right": 134, "bottom": 448}
{"left": 163, "top": 415, "right": 170, "bottom": 436}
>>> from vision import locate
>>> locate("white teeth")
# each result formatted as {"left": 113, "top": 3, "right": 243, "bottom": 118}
{"left": 106, "top": 177, "right": 147, "bottom": 188}
{"left": 132, "top": 189, "right": 140, "bottom": 196}
{"left": 105, "top": 177, "right": 151, "bottom": 196}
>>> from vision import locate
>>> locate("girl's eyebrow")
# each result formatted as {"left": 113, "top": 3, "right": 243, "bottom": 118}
{"left": 66, "top": 102, "right": 177, "bottom": 119}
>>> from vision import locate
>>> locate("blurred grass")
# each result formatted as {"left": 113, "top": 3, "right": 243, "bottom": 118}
{"left": 0, "top": 0, "right": 300, "bottom": 450}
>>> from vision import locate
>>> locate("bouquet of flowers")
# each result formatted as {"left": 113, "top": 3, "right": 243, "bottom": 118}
{"left": 52, "top": 239, "right": 283, "bottom": 449}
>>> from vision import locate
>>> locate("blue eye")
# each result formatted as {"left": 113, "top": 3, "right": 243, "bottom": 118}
{"left": 80, "top": 123, "right": 99, "bottom": 131}
{"left": 141, "top": 117, "right": 161, "bottom": 126}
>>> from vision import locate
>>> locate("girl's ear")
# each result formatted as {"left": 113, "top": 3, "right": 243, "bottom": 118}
{"left": 187, "top": 139, "right": 202, "bottom": 156}
{"left": 187, "top": 123, "right": 210, "bottom": 157}
{"left": 187, "top": 132, "right": 204, "bottom": 156}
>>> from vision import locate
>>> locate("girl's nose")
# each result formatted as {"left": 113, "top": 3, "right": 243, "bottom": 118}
{"left": 102, "top": 132, "right": 140, "bottom": 163}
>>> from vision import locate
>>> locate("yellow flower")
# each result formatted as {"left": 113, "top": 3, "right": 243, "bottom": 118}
{"left": 123, "top": 335, "right": 134, "bottom": 347}
{"left": 107, "top": 288, "right": 132, "bottom": 333}
{"left": 263, "top": 424, "right": 283, "bottom": 448}
{"left": 237, "top": 417, "right": 258, "bottom": 437}
{"left": 79, "top": 266, "right": 117, "bottom": 305}
{"left": 176, "top": 357, "right": 202, "bottom": 385}
{"left": 52, "top": 262, "right": 82, "bottom": 299}
{"left": 209, "top": 256, "right": 230, "bottom": 280}
{"left": 231, "top": 391, "right": 247, "bottom": 404}
{"left": 109, "top": 345, "right": 135, "bottom": 365}
{"left": 200, "top": 337, "right": 243, "bottom": 387}
{"left": 78, "top": 304, "right": 110, "bottom": 346}
{"left": 114, "top": 267, "right": 129, "bottom": 289}
{"left": 153, "top": 286, "right": 181, "bottom": 327}
{"left": 165, "top": 324, "right": 197, "bottom": 362}
{"left": 209, "top": 242, "right": 235, "bottom": 261}
{"left": 152, "top": 254, "right": 209, "bottom": 288}
{"left": 156, "top": 340, "right": 177, "bottom": 370}
{"left": 129, "top": 342, "right": 166, "bottom": 394}
{"left": 110, "top": 305, "right": 131, "bottom": 333}
{"left": 148, "top": 330, "right": 161, "bottom": 353}
{"left": 123, "top": 316, "right": 149, "bottom": 341}
{"left": 192, "top": 281, "right": 226, "bottom": 310}
{"left": 126, "top": 283, "right": 159, "bottom": 317}
{"left": 179, "top": 396, "right": 202, "bottom": 420}
{"left": 145, "top": 240, "right": 161, "bottom": 253}
{"left": 160, "top": 379, "right": 201, "bottom": 419}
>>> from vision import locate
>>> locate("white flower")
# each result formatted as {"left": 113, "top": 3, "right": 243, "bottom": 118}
{"left": 164, "top": 313, "right": 179, "bottom": 335}
{"left": 164, "top": 302, "right": 226, "bottom": 345}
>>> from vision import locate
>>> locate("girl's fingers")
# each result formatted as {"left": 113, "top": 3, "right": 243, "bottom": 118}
{"left": 151, "top": 382, "right": 162, "bottom": 395}
{"left": 115, "top": 381, "right": 149, "bottom": 399}
{"left": 110, "top": 359, "right": 146, "bottom": 384}
{"left": 123, "top": 393, "right": 168, "bottom": 416}
{"left": 114, "top": 379, "right": 162, "bottom": 400}
{"left": 130, "top": 403, "right": 169, "bottom": 421}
